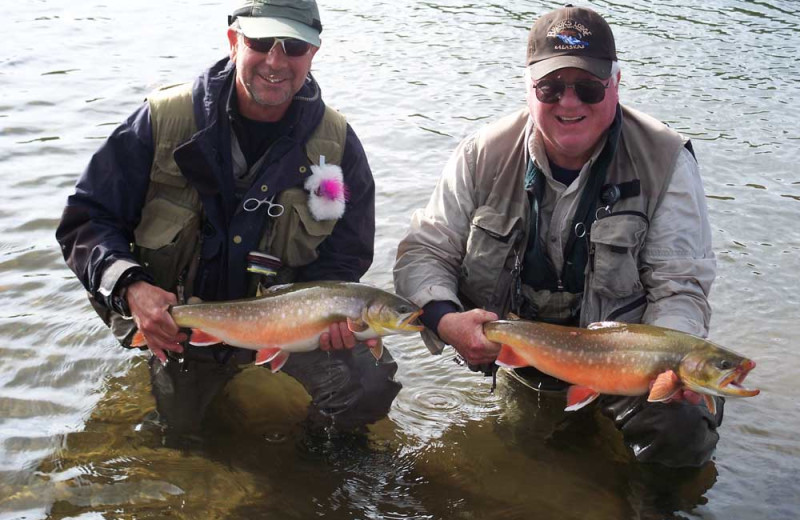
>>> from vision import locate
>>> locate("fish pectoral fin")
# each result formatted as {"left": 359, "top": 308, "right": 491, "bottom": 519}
{"left": 189, "top": 329, "right": 223, "bottom": 346}
{"left": 255, "top": 348, "right": 290, "bottom": 373}
{"left": 347, "top": 317, "right": 370, "bottom": 333}
{"left": 647, "top": 370, "right": 682, "bottom": 402}
{"left": 494, "top": 345, "right": 527, "bottom": 369}
{"left": 703, "top": 395, "right": 717, "bottom": 416}
{"left": 565, "top": 386, "right": 600, "bottom": 412}
{"left": 131, "top": 330, "right": 146, "bottom": 348}
{"left": 368, "top": 338, "right": 384, "bottom": 361}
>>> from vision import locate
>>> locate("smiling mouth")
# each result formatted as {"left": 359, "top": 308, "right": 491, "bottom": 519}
{"left": 557, "top": 115, "right": 585, "bottom": 123}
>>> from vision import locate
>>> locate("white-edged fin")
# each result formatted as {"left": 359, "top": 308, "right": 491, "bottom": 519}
{"left": 268, "top": 351, "right": 290, "bottom": 373}
{"left": 368, "top": 338, "right": 384, "bottom": 361}
{"left": 647, "top": 370, "right": 682, "bottom": 402}
{"left": 703, "top": 395, "right": 717, "bottom": 416}
{"left": 565, "top": 385, "right": 600, "bottom": 412}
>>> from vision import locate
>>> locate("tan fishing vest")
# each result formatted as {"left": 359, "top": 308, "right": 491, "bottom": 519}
{"left": 459, "top": 104, "right": 685, "bottom": 326}
{"left": 136, "top": 82, "right": 348, "bottom": 295}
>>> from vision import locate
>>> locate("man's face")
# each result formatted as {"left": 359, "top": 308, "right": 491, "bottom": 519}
{"left": 227, "top": 28, "right": 319, "bottom": 122}
{"left": 528, "top": 67, "right": 619, "bottom": 170}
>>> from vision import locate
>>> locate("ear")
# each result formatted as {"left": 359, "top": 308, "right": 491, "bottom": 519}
{"left": 227, "top": 27, "right": 240, "bottom": 60}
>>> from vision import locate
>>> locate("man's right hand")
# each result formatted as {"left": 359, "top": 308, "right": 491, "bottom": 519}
{"left": 437, "top": 309, "right": 501, "bottom": 366}
{"left": 126, "top": 281, "right": 186, "bottom": 364}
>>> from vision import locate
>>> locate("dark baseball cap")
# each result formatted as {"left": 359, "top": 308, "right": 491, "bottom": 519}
{"left": 229, "top": 0, "right": 322, "bottom": 47}
{"left": 526, "top": 4, "right": 617, "bottom": 80}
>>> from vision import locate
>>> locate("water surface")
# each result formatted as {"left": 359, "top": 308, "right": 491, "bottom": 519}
{"left": 1, "top": 1, "right": 799, "bottom": 518}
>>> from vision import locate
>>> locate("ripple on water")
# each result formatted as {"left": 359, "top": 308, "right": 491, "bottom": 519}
{"left": 392, "top": 385, "right": 500, "bottom": 440}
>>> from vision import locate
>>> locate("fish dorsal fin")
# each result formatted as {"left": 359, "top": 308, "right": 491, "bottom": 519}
{"left": 565, "top": 386, "right": 599, "bottom": 411}
{"left": 647, "top": 370, "right": 681, "bottom": 402}
{"left": 368, "top": 338, "right": 384, "bottom": 361}
{"left": 347, "top": 317, "right": 370, "bottom": 333}
{"left": 587, "top": 321, "right": 624, "bottom": 330}
{"left": 262, "top": 283, "right": 294, "bottom": 294}
{"left": 495, "top": 345, "right": 527, "bottom": 369}
{"left": 704, "top": 395, "right": 717, "bottom": 416}
{"left": 186, "top": 296, "right": 204, "bottom": 304}
{"left": 506, "top": 312, "right": 522, "bottom": 321}
{"left": 189, "top": 329, "right": 223, "bottom": 346}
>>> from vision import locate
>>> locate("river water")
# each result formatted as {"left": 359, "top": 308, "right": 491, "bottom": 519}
{"left": 1, "top": 0, "right": 798, "bottom": 518}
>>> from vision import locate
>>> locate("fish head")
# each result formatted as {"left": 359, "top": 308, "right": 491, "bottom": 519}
{"left": 363, "top": 294, "right": 424, "bottom": 336}
{"left": 678, "top": 347, "right": 760, "bottom": 398}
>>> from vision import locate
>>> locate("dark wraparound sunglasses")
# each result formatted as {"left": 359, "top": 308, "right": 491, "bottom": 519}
{"left": 532, "top": 78, "right": 610, "bottom": 104}
{"left": 240, "top": 34, "right": 312, "bottom": 57}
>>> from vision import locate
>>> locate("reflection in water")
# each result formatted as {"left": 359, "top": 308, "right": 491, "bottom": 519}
{"left": 0, "top": 361, "right": 717, "bottom": 519}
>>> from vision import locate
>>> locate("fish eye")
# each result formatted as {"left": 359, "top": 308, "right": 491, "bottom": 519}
{"left": 717, "top": 359, "right": 733, "bottom": 370}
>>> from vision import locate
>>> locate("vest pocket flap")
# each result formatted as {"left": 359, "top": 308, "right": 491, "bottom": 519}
{"left": 590, "top": 214, "right": 647, "bottom": 249}
{"left": 270, "top": 188, "right": 337, "bottom": 267}
{"left": 471, "top": 206, "right": 520, "bottom": 240}
{"left": 135, "top": 198, "right": 198, "bottom": 249}
{"left": 151, "top": 145, "right": 188, "bottom": 188}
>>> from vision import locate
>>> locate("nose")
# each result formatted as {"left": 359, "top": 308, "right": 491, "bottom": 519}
{"left": 558, "top": 84, "right": 583, "bottom": 106}
{"left": 263, "top": 45, "right": 289, "bottom": 66}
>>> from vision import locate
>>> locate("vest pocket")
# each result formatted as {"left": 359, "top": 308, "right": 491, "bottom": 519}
{"left": 269, "top": 188, "right": 337, "bottom": 267}
{"left": 134, "top": 197, "right": 200, "bottom": 290}
{"left": 589, "top": 213, "right": 648, "bottom": 299}
{"left": 151, "top": 144, "right": 189, "bottom": 188}
{"left": 459, "top": 205, "right": 521, "bottom": 309}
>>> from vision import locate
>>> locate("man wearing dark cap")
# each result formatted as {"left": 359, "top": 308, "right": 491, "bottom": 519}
{"left": 395, "top": 5, "right": 720, "bottom": 467}
{"left": 57, "top": 0, "right": 401, "bottom": 435}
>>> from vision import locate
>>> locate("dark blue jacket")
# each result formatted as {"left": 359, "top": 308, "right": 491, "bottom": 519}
{"left": 57, "top": 57, "right": 375, "bottom": 303}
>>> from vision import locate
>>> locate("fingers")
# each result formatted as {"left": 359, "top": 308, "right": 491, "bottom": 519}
{"left": 438, "top": 310, "right": 501, "bottom": 366}
{"left": 319, "top": 322, "right": 358, "bottom": 351}
{"left": 126, "top": 281, "right": 185, "bottom": 357}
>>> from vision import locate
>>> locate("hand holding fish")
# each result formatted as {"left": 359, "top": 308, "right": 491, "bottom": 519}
{"left": 438, "top": 309, "right": 501, "bottom": 366}
{"left": 126, "top": 281, "right": 186, "bottom": 364}
{"left": 320, "top": 321, "right": 381, "bottom": 352}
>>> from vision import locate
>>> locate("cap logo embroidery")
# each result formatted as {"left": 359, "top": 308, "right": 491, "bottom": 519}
{"left": 548, "top": 20, "right": 591, "bottom": 50}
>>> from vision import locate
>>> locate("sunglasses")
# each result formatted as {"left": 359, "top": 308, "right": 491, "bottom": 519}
{"left": 239, "top": 34, "right": 312, "bottom": 57}
{"left": 532, "top": 78, "right": 610, "bottom": 104}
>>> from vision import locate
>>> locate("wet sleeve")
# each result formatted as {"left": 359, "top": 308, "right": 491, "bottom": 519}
{"left": 55, "top": 103, "right": 155, "bottom": 303}
{"left": 296, "top": 124, "right": 374, "bottom": 282}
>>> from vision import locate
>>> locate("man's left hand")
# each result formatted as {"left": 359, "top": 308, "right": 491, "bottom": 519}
{"left": 319, "top": 321, "right": 380, "bottom": 352}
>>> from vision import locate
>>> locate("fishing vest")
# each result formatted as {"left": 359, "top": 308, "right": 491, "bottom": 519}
{"left": 100, "top": 82, "right": 348, "bottom": 345}
{"left": 458, "top": 105, "right": 686, "bottom": 327}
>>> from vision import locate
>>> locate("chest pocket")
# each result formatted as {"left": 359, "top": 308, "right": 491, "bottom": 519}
{"left": 268, "top": 187, "right": 338, "bottom": 267}
{"left": 589, "top": 213, "right": 648, "bottom": 299}
{"left": 459, "top": 205, "right": 522, "bottom": 308}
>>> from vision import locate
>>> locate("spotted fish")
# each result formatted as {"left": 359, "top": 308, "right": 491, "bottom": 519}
{"left": 131, "top": 281, "right": 423, "bottom": 371}
{"left": 483, "top": 319, "right": 759, "bottom": 414}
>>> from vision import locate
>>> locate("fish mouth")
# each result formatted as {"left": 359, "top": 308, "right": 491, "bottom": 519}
{"left": 717, "top": 359, "right": 760, "bottom": 397}
{"left": 399, "top": 310, "right": 424, "bottom": 332}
